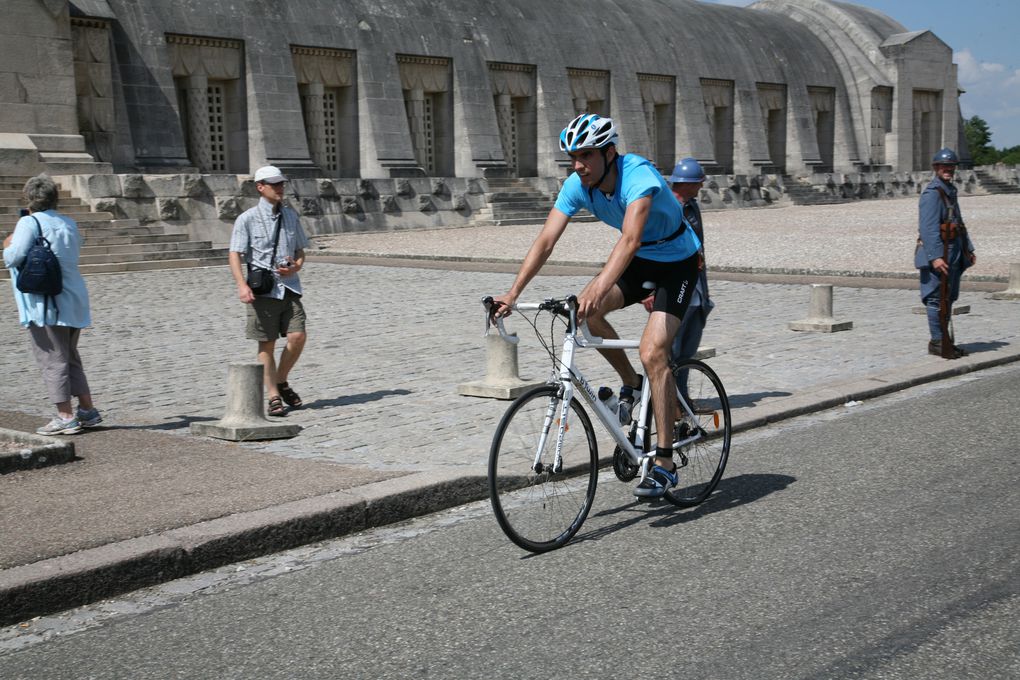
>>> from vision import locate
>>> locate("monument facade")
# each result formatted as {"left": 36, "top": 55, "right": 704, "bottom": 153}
{"left": 3, "top": 0, "right": 967, "bottom": 180}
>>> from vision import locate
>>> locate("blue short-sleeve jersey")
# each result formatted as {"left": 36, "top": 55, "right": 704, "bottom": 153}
{"left": 553, "top": 153, "right": 701, "bottom": 261}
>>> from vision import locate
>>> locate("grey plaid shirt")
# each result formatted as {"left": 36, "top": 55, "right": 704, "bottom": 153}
{"left": 230, "top": 197, "right": 309, "bottom": 298}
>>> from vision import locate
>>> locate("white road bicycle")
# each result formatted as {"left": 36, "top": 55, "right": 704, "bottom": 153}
{"left": 483, "top": 295, "right": 731, "bottom": 553}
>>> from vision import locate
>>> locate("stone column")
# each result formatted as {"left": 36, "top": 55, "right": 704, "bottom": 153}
{"left": 643, "top": 99, "right": 657, "bottom": 161}
{"left": 301, "top": 82, "right": 328, "bottom": 173}
{"left": 406, "top": 87, "right": 427, "bottom": 170}
{"left": 185, "top": 73, "right": 212, "bottom": 172}
{"left": 494, "top": 93, "right": 515, "bottom": 170}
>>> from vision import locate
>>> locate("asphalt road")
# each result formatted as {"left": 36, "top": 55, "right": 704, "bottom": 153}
{"left": 2, "top": 366, "right": 1018, "bottom": 679}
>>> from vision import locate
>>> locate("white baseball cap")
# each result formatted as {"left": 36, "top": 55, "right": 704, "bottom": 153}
{"left": 253, "top": 165, "right": 287, "bottom": 183}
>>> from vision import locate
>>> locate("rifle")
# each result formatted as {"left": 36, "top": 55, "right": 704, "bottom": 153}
{"left": 934, "top": 187, "right": 963, "bottom": 359}
{"left": 938, "top": 230, "right": 953, "bottom": 358}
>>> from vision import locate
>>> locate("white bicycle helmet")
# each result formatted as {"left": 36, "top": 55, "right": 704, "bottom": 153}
{"left": 559, "top": 114, "right": 619, "bottom": 152}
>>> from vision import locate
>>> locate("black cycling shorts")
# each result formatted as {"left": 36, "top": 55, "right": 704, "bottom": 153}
{"left": 615, "top": 253, "right": 700, "bottom": 320}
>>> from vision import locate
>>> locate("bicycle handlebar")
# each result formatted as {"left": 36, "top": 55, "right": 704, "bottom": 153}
{"left": 481, "top": 295, "right": 608, "bottom": 347}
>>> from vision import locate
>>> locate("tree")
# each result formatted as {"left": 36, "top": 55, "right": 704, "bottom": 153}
{"left": 999, "top": 146, "right": 1020, "bottom": 165}
{"left": 964, "top": 115, "right": 1000, "bottom": 165}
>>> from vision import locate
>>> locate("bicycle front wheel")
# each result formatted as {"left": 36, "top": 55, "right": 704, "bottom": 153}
{"left": 664, "top": 359, "right": 731, "bottom": 507}
{"left": 488, "top": 384, "right": 599, "bottom": 553}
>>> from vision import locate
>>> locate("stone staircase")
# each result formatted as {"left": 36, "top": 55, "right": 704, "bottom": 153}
{"left": 973, "top": 169, "right": 1020, "bottom": 194}
{"left": 0, "top": 176, "right": 227, "bottom": 280}
{"left": 780, "top": 175, "right": 853, "bottom": 206}
{"left": 479, "top": 177, "right": 597, "bottom": 225}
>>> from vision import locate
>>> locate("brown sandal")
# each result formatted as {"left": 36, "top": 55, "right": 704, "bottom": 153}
{"left": 277, "top": 382, "right": 302, "bottom": 408}
{"left": 267, "top": 395, "right": 287, "bottom": 417}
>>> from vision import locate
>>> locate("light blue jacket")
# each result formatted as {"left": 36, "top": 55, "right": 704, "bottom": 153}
{"left": 3, "top": 210, "right": 92, "bottom": 328}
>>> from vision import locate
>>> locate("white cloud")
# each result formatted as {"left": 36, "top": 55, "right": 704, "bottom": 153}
{"left": 954, "top": 49, "right": 1020, "bottom": 147}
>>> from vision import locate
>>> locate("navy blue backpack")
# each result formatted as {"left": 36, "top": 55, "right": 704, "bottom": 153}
{"left": 15, "top": 215, "right": 62, "bottom": 321}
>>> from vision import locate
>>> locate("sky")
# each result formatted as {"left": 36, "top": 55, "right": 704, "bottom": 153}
{"left": 704, "top": 0, "right": 1020, "bottom": 148}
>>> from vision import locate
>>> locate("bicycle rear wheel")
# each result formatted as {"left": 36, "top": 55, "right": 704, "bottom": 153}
{"left": 663, "top": 359, "right": 731, "bottom": 507}
{"left": 488, "top": 384, "right": 599, "bottom": 553}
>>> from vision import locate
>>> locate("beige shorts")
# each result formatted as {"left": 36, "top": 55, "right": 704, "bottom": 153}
{"left": 246, "top": 289, "right": 307, "bottom": 341}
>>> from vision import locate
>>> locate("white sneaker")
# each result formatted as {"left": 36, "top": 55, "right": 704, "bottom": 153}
{"left": 36, "top": 416, "right": 82, "bottom": 436}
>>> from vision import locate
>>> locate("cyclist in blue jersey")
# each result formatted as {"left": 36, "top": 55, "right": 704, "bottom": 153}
{"left": 492, "top": 114, "right": 702, "bottom": 498}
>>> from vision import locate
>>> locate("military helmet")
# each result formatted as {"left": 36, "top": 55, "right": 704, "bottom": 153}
{"left": 932, "top": 147, "right": 959, "bottom": 165}
{"left": 667, "top": 157, "right": 706, "bottom": 183}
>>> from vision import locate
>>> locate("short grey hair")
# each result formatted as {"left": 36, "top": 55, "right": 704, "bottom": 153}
{"left": 23, "top": 174, "right": 59, "bottom": 213}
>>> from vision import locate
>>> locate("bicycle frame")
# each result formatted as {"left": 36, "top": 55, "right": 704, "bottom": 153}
{"left": 490, "top": 297, "right": 706, "bottom": 485}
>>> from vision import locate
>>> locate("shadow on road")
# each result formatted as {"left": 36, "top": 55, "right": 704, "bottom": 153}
{"left": 571, "top": 473, "right": 796, "bottom": 546}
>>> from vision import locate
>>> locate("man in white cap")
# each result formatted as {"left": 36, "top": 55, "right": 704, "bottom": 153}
{"left": 228, "top": 165, "right": 310, "bottom": 416}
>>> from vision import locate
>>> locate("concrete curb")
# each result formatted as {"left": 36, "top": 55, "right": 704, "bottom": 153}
{"left": 2, "top": 348, "right": 1018, "bottom": 625}
{"left": 0, "top": 470, "right": 487, "bottom": 626}
{"left": 729, "top": 347, "right": 1020, "bottom": 432}
{"left": 0, "top": 428, "right": 76, "bottom": 474}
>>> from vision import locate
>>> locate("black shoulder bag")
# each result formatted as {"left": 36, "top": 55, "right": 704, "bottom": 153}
{"left": 246, "top": 211, "right": 282, "bottom": 295}
{"left": 15, "top": 215, "right": 63, "bottom": 321}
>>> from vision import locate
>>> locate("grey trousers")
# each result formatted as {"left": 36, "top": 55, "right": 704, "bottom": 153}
{"left": 28, "top": 325, "right": 91, "bottom": 405}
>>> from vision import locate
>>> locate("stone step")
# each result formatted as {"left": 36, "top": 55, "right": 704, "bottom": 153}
{"left": 84, "top": 233, "right": 193, "bottom": 246}
{"left": 0, "top": 214, "right": 114, "bottom": 231}
{"left": 81, "top": 240, "right": 214, "bottom": 255}
{"left": 489, "top": 193, "right": 551, "bottom": 203}
{"left": 29, "top": 134, "right": 87, "bottom": 153}
{"left": 0, "top": 189, "right": 73, "bottom": 199}
{"left": 79, "top": 257, "right": 227, "bottom": 275}
{"left": 0, "top": 199, "right": 83, "bottom": 210}
{"left": 79, "top": 224, "right": 170, "bottom": 237}
{"left": 42, "top": 161, "right": 114, "bottom": 175}
{"left": 489, "top": 209, "right": 552, "bottom": 220}
{"left": 486, "top": 178, "right": 543, "bottom": 187}
{"left": 79, "top": 247, "right": 229, "bottom": 265}
{"left": 0, "top": 257, "right": 228, "bottom": 280}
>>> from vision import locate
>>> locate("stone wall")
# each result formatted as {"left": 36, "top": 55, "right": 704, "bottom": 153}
{"left": 56, "top": 173, "right": 492, "bottom": 245}
{"left": 54, "top": 167, "right": 998, "bottom": 248}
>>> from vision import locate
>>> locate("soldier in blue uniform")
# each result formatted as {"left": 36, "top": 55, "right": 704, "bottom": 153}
{"left": 915, "top": 148, "right": 976, "bottom": 359}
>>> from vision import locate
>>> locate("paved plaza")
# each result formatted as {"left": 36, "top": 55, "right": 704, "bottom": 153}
{"left": 2, "top": 194, "right": 1018, "bottom": 474}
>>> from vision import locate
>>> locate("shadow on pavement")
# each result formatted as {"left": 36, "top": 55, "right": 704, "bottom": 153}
{"left": 108, "top": 415, "right": 218, "bottom": 431}
{"left": 728, "top": 391, "right": 793, "bottom": 408}
{"left": 958, "top": 340, "right": 1009, "bottom": 354}
{"left": 302, "top": 389, "right": 412, "bottom": 409}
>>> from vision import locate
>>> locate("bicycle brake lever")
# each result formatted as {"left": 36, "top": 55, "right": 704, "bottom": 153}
{"left": 481, "top": 296, "right": 519, "bottom": 344}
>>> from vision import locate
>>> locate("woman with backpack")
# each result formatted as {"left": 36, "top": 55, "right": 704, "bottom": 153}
{"left": 3, "top": 174, "right": 101, "bottom": 435}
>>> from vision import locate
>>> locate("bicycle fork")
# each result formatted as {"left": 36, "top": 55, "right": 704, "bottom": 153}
{"left": 533, "top": 387, "right": 570, "bottom": 474}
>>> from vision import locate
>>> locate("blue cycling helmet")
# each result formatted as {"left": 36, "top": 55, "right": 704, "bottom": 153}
{"left": 667, "top": 157, "right": 706, "bottom": 183}
{"left": 559, "top": 114, "right": 619, "bottom": 152}
{"left": 932, "top": 147, "right": 959, "bottom": 165}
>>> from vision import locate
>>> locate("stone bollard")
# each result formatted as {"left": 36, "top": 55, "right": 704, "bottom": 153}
{"left": 458, "top": 332, "right": 546, "bottom": 400}
{"left": 991, "top": 263, "right": 1020, "bottom": 300}
{"left": 788, "top": 284, "right": 853, "bottom": 332}
{"left": 191, "top": 363, "right": 301, "bottom": 441}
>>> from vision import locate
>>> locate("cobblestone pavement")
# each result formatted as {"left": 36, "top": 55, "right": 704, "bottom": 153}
{"left": 2, "top": 259, "right": 1017, "bottom": 474}
{"left": 313, "top": 194, "right": 1020, "bottom": 280}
